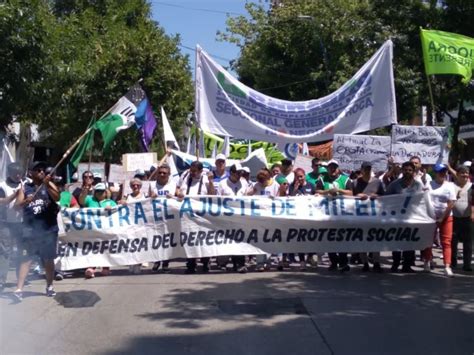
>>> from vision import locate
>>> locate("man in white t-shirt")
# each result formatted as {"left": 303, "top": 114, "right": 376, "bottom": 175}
{"left": 0, "top": 163, "right": 24, "bottom": 291}
{"left": 410, "top": 156, "right": 432, "bottom": 189}
{"left": 150, "top": 164, "right": 178, "bottom": 198}
{"left": 149, "top": 163, "right": 178, "bottom": 273}
{"left": 177, "top": 161, "right": 215, "bottom": 273}
{"left": 217, "top": 164, "right": 250, "bottom": 273}
{"left": 177, "top": 161, "right": 215, "bottom": 197}
{"left": 217, "top": 164, "right": 249, "bottom": 196}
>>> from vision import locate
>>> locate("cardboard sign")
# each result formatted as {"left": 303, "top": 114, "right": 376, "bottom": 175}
{"left": 391, "top": 125, "right": 448, "bottom": 164}
{"left": 333, "top": 134, "right": 391, "bottom": 172}
{"left": 122, "top": 152, "right": 157, "bottom": 172}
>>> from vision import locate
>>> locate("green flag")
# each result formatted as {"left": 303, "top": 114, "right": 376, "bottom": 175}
{"left": 421, "top": 28, "right": 474, "bottom": 84}
{"left": 94, "top": 96, "right": 137, "bottom": 151}
{"left": 69, "top": 118, "right": 96, "bottom": 168}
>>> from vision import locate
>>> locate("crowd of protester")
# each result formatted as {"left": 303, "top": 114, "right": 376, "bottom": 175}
{"left": 1, "top": 153, "right": 473, "bottom": 301}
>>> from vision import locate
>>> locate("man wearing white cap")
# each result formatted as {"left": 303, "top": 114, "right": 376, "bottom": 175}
{"left": 211, "top": 154, "right": 229, "bottom": 184}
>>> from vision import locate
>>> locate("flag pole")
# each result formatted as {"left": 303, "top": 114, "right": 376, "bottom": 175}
{"left": 426, "top": 74, "right": 437, "bottom": 124}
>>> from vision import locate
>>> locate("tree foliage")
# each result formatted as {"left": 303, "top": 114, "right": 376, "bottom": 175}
{"left": 220, "top": 0, "right": 474, "bottom": 127}
{"left": 1, "top": 0, "right": 193, "bottom": 160}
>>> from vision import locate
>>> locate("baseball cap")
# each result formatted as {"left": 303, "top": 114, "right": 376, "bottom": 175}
{"left": 275, "top": 176, "right": 288, "bottom": 185}
{"left": 318, "top": 166, "right": 328, "bottom": 174}
{"left": 215, "top": 153, "right": 226, "bottom": 162}
{"left": 134, "top": 169, "right": 146, "bottom": 176}
{"left": 462, "top": 161, "right": 472, "bottom": 167}
{"left": 327, "top": 159, "right": 339, "bottom": 167}
{"left": 361, "top": 161, "right": 372, "bottom": 169}
{"left": 29, "top": 161, "right": 48, "bottom": 171}
{"left": 241, "top": 167, "right": 250, "bottom": 174}
{"left": 433, "top": 163, "right": 448, "bottom": 172}
{"left": 93, "top": 172, "right": 102, "bottom": 179}
{"left": 7, "top": 162, "right": 23, "bottom": 175}
{"left": 94, "top": 182, "right": 107, "bottom": 191}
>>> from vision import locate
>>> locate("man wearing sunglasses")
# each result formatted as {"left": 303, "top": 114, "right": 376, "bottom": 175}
{"left": 14, "top": 161, "right": 60, "bottom": 300}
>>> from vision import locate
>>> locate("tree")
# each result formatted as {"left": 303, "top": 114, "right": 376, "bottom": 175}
{"left": 1, "top": 0, "right": 194, "bottom": 162}
{"left": 220, "top": 0, "right": 474, "bottom": 127}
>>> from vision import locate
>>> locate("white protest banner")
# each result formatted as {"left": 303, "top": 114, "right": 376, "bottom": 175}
{"left": 391, "top": 125, "right": 449, "bottom": 164}
{"left": 333, "top": 134, "right": 391, "bottom": 172}
{"left": 123, "top": 152, "right": 157, "bottom": 172}
{"left": 196, "top": 40, "right": 397, "bottom": 144}
{"left": 57, "top": 193, "right": 435, "bottom": 270}
{"left": 171, "top": 148, "right": 268, "bottom": 180}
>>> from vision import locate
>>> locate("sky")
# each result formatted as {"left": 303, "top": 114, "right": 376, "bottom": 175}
{"left": 151, "top": 0, "right": 253, "bottom": 75}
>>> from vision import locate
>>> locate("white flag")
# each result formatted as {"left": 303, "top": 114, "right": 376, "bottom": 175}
{"left": 161, "top": 106, "right": 180, "bottom": 150}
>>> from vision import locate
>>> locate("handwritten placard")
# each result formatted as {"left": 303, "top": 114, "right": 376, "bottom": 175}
{"left": 333, "top": 134, "right": 391, "bottom": 172}
{"left": 391, "top": 125, "right": 448, "bottom": 164}
{"left": 122, "top": 152, "right": 157, "bottom": 172}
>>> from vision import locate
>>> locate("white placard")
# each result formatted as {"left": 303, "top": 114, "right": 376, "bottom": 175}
{"left": 391, "top": 125, "right": 449, "bottom": 164}
{"left": 333, "top": 134, "right": 391, "bottom": 172}
{"left": 294, "top": 154, "right": 313, "bottom": 173}
{"left": 78, "top": 163, "right": 105, "bottom": 178}
{"left": 122, "top": 152, "right": 157, "bottom": 172}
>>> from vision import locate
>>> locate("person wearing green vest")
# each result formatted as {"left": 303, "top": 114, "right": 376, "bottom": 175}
{"left": 78, "top": 183, "right": 117, "bottom": 278}
{"left": 305, "top": 158, "right": 322, "bottom": 186}
{"left": 315, "top": 159, "right": 354, "bottom": 272}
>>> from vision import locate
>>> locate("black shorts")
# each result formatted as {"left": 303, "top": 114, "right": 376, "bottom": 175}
{"left": 18, "top": 232, "right": 58, "bottom": 260}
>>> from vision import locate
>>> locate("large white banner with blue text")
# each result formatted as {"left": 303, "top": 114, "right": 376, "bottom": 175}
{"left": 57, "top": 193, "right": 435, "bottom": 270}
{"left": 195, "top": 40, "right": 397, "bottom": 144}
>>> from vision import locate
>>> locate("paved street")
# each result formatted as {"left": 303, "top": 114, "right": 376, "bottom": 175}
{"left": 1, "top": 257, "right": 473, "bottom": 355}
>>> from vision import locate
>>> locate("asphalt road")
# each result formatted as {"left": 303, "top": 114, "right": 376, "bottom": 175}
{"left": 1, "top": 255, "right": 473, "bottom": 355}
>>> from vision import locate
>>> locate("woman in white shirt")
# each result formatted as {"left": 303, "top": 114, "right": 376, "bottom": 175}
{"left": 423, "top": 164, "right": 457, "bottom": 277}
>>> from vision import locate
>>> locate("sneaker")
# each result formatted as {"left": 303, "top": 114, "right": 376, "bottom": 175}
{"left": 401, "top": 266, "right": 416, "bottom": 273}
{"left": 423, "top": 261, "right": 430, "bottom": 272}
{"left": 373, "top": 263, "right": 383, "bottom": 273}
{"left": 339, "top": 265, "right": 350, "bottom": 272}
{"left": 256, "top": 264, "right": 265, "bottom": 272}
{"left": 152, "top": 262, "right": 160, "bottom": 272}
{"left": 100, "top": 267, "right": 111, "bottom": 276}
{"left": 85, "top": 268, "right": 95, "bottom": 279}
{"left": 162, "top": 266, "right": 170, "bottom": 273}
{"left": 299, "top": 261, "right": 307, "bottom": 271}
{"left": 13, "top": 289, "right": 23, "bottom": 302}
{"left": 237, "top": 266, "right": 248, "bottom": 274}
{"left": 430, "top": 260, "right": 436, "bottom": 270}
{"left": 362, "top": 263, "right": 370, "bottom": 272}
{"left": 444, "top": 266, "right": 454, "bottom": 277}
{"left": 46, "top": 285, "right": 56, "bottom": 297}
{"left": 55, "top": 272, "right": 64, "bottom": 281}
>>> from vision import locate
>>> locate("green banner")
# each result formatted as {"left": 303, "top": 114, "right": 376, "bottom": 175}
{"left": 421, "top": 28, "right": 474, "bottom": 84}
{"left": 192, "top": 128, "right": 285, "bottom": 164}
